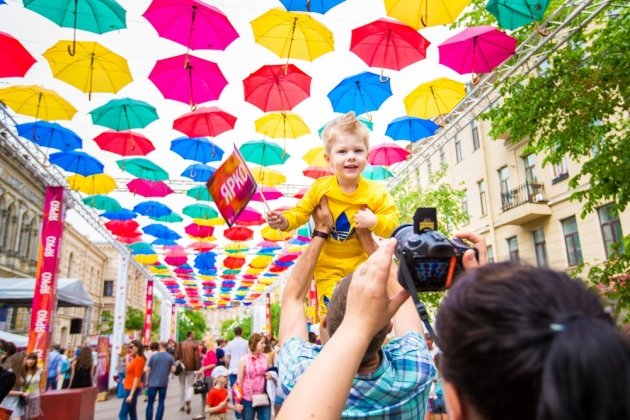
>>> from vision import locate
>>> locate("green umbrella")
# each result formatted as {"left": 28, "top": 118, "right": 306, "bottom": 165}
{"left": 318, "top": 115, "right": 373, "bottom": 138}
{"left": 82, "top": 194, "right": 121, "bottom": 211}
{"left": 486, "top": 0, "right": 550, "bottom": 31}
{"left": 90, "top": 98, "right": 159, "bottom": 130}
{"left": 128, "top": 242, "right": 153, "bottom": 252}
{"left": 239, "top": 140, "right": 288, "bottom": 166}
{"left": 116, "top": 158, "right": 168, "bottom": 181}
{"left": 186, "top": 185, "right": 213, "bottom": 202}
{"left": 152, "top": 212, "right": 183, "bottom": 223}
{"left": 183, "top": 203, "right": 219, "bottom": 220}
{"left": 362, "top": 165, "right": 393, "bottom": 180}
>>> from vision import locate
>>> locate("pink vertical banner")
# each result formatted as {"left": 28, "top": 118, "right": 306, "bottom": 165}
{"left": 170, "top": 304, "right": 176, "bottom": 340}
{"left": 27, "top": 186, "right": 65, "bottom": 390}
{"left": 143, "top": 278, "right": 154, "bottom": 345}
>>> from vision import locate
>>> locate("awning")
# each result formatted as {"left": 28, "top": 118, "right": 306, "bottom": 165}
{"left": 0, "top": 330, "right": 28, "bottom": 348}
{"left": 0, "top": 278, "right": 94, "bottom": 307}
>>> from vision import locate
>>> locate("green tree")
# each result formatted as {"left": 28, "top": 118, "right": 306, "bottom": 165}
{"left": 177, "top": 308, "right": 208, "bottom": 342}
{"left": 125, "top": 307, "right": 144, "bottom": 331}
{"left": 221, "top": 315, "right": 252, "bottom": 341}
{"left": 98, "top": 310, "right": 113, "bottom": 334}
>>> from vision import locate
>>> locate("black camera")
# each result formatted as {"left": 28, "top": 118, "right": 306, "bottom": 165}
{"left": 392, "top": 208, "right": 477, "bottom": 293}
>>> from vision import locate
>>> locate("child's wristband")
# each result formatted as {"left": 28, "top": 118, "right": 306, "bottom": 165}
{"left": 312, "top": 230, "right": 329, "bottom": 239}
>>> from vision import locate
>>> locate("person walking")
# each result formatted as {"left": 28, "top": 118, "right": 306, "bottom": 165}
{"left": 118, "top": 340, "right": 146, "bottom": 420}
{"left": 69, "top": 346, "right": 94, "bottom": 389}
{"left": 145, "top": 342, "right": 175, "bottom": 420}
{"left": 237, "top": 333, "right": 271, "bottom": 420}
{"left": 224, "top": 326, "right": 249, "bottom": 420}
{"left": 22, "top": 353, "right": 43, "bottom": 420}
{"left": 178, "top": 332, "right": 200, "bottom": 414}
{"left": 194, "top": 337, "right": 217, "bottom": 420}
{"left": 45, "top": 345, "right": 61, "bottom": 391}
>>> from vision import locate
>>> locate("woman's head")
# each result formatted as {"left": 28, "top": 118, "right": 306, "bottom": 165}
{"left": 436, "top": 262, "right": 630, "bottom": 420}
{"left": 204, "top": 336, "right": 216, "bottom": 350}
{"left": 248, "top": 333, "right": 265, "bottom": 353}
{"left": 23, "top": 352, "right": 37, "bottom": 373}
{"left": 129, "top": 340, "right": 144, "bottom": 358}
{"left": 76, "top": 346, "right": 93, "bottom": 370}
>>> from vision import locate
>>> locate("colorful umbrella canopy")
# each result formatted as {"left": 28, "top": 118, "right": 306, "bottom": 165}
{"left": 279, "top": 0, "right": 346, "bottom": 13}
{"left": 143, "top": 0, "right": 238, "bottom": 51}
{"left": 0, "top": 31, "right": 36, "bottom": 78}
{"left": 224, "top": 226, "right": 254, "bottom": 241}
{"left": 186, "top": 223, "right": 214, "bottom": 239}
{"left": 94, "top": 130, "right": 155, "bottom": 156}
{"left": 186, "top": 185, "right": 213, "bottom": 202}
{"left": 170, "top": 137, "right": 224, "bottom": 163}
{"left": 234, "top": 207, "right": 265, "bottom": 226}
{"left": 101, "top": 208, "right": 137, "bottom": 220}
{"left": 261, "top": 225, "right": 291, "bottom": 241}
{"left": 384, "top": 0, "right": 471, "bottom": 29}
{"left": 49, "top": 150, "right": 104, "bottom": 175}
{"left": 116, "top": 158, "right": 168, "bottom": 180}
{"left": 367, "top": 143, "right": 411, "bottom": 166}
{"left": 362, "top": 165, "right": 393, "bottom": 180}
{"left": 327, "top": 71, "right": 393, "bottom": 115}
{"left": 243, "top": 64, "right": 311, "bottom": 112}
{"left": 182, "top": 203, "right": 218, "bottom": 219}
{"left": 385, "top": 116, "right": 439, "bottom": 142}
{"left": 67, "top": 173, "right": 117, "bottom": 194}
{"left": 15, "top": 121, "right": 82, "bottom": 151}
{"left": 303, "top": 166, "right": 333, "bottom": 179}
{"left": 255, "top": 112, "right": 310, "bottom": 139}
{"left": 149, "top": 54, "right": 228, "bottom": 107}
{"left": 251, "top": 167, "right": 286, "bottom": 187}
{"left": 43, "top": 40, "right": 132, "bottom": 99}
{"left": 127, "top": 179, "right": 173, "bottom": 197}
{"left": 486, "top": 0, "right": 551, "bottom": 31}
{"left": 152, "top": 212, "right": 182, "bottom": 223}
{"left": 181, "top": 163, "right": 215, "bottom": 182}
{"left": 404, "top": 77, "right": 466, "bottom": 119}
{"left": 0, "top": 85, "right": 77, "bottom": 121}
{"left": 250, "top": 8, "right": 334, "bottom": 62}
{"left": 90, "top": 98, "right": 159, "bottom": 130}
{"left": 240, "top": 140, "right": 288, "bottom": 166}
{"left": 82, "top": 195, "right": 121, "bottom": 211}
{"left": 303, "top": 146, "right": 327, "bottom": 167}
{"left": 133, "top": 201, "right": 172, "bottom": 218}
{"left": 143, "top": 223, "right": 181, "bottom": 240}
{"left": 438, "top": 26, "right": 517, "bottom": 77}
{"left": 173, "top": 107, "right": 236, "bottom": 138}
{"left": 350, "top": 18, "right": 430, "bottom": 77}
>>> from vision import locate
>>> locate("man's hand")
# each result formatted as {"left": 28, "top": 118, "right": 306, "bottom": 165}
{"left": 354, "top": 207, "right": 377, "bottom": 229}
{"left": 313, "top": 197, "right": 332, "bottom": 232}
{"left": 266, "top": 210, "right": 288, "bottom": 230}
{"left": 454, "top": 231, "right": 488, "bottom": 270}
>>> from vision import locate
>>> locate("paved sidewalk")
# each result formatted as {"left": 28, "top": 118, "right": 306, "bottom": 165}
{"left": 96, "top": 376, "right": 236, "bottom": 420}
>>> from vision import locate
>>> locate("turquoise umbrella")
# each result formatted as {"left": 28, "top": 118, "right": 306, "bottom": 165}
{"left": 90, "top": 98, "right": 159, "bottom": 130}
{"left": 187, "top": 185, "right": 213, "bottom": 202}
{"left": 239, "top": 140, "right": 289, "bottom": 166}
{"left": 486, "top": 0, "right": 551, "bottom": 31}
{"left": 82, "top": 195, "right": 121, "bottom": 211}
{"left": 362, "top": 165, "right": 393, "bottom": 180}
{"left": 116, "top": 158, "right": 168, "bottom": 181}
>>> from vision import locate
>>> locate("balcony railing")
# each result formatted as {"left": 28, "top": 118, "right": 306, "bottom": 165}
{"left": 501, "top": 183, "right": 548, "bottom": 212}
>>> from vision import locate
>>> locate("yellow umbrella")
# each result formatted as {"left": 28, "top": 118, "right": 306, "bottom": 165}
{"left": 249, "top": 255, "right": 273, "bottom": 269}
{"left": 133, "top": 254, "right": 158, "bottom": 265}
{"left": 43, "top": 40, "right": 132, "bottom": 100}
{"left": 67, "top": 173, "right": 117, "bottom": 194}
{"left": 251, "top": 167, "right": 286, "bottom": 187}
{"left": 0, "top": 85, "right": 77, "bottom": 121}
{"left": 404, "top": 78, "right": 466, "bottom": 120}
{"left": 303, "top": 146, "right": 327, "bottom": 167}
{"left": 255, "top": 112, "right": 310, "bottom": 140}
{"left": 246, "top": 267, "right": 265, "bottom": 275}
{"left": 196, "top": 217, "right": 225, "bottom": 227}
{"left": 261, "top": 225, "right": 291, "bottom": 241}
{"left": 384, "top": 0, "right": 471, "bottom": 29}
{"left": 250, "top": 8, "right": 334, "bottom": 63}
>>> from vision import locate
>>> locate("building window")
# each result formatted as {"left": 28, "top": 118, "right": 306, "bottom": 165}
{"left": 562, "top": 217, "right": 583, "bottom": 266}
{"left": 598, "top": 204, "right": 624, "bottom": 258}
{"left": 439, "top": 145, "right": 445, "bottom": 165}
{"left": 532, "top": 228, "right": 548, "bottom": 267}
{"left": 552, "top": 156, "right": 569, "bottom": 183}
{"left": 523, "top": 154, "right": 538, "bottom": 184}
{"left": 427, "top": 159, "right": 432, "bottom": 177}
{"left": 103, "top": 280, "right": 114, "bottom": 297}
{"left": 498, "top": 166, "right": 512, "bottom": 208}
{"left": 507, "top": 236, "right": 519, "bottom": 262}
{"left": 18, "top": 217, "right": 33, "bottom": 258}
{"left": 471, "top": 120, "right": 480, "bottom": 151}
{"left": 461, "top": 190, "right": 469, "bottom": 215}
{"left": 477, "top": 180, "right": 488, "bottom": 216}
{"left": 455, "top": 135, "right": 462, "bottom": 163}
{"left": 487, "top": 245, "right": 494, "bottom": 263}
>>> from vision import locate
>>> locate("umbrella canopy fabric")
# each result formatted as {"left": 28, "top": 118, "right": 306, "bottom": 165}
{"left": 183, "top": 203, "right": 218, "bottom": 219}
{"left": 251, "top": 167, "right": 286, "bottom": 187}
{"left": 133, "top": 201, "right": 172, "bottom": 218}
{"left": 327, "top": 71, "right": 393, "bottom": 115}
{"left": 173, "top": 107, "right": 236, "bottom": 138}
{"left": 143, "top": 0, "right": 238, "bottom": 51}
{"left": 438, "top": 26, "right": 517, "bottom": 76}
{"left": 43, "top": 40, "right": 132, "bottom": 99}
{"left": 24, "top": 0, "right": 126, "bottom": 34}
{"left": 250, "top": 8, "right": 334, "bottom": 61}
{"left": 187, "top": 185, "right": 213, "bottom": 201}
{"left": 251, "top": 186, "right": 284, "bottom": 202}
{"left": 367, "top": 143, "right": 411, "bottom": 166}
{"left": 243, "top": 64, "right": 311, "bottom": 112}
{"left": 149, "top": 54, "right": 228, "bottom": 106}
{"left": 303, "top": 146, "right": 327, "bottom": 167}
{"left": 486, "top": 0, "right": 551, "bottom": 30}
{"left": 143, "top": 223, "right": 181, "bottom": 240}
{"left": 255, "top": 112, "right": 310, "bottom": 139}
{"left": 404, "top": 77, "right": 466, "bottom": 119}
{"left": 170, "top": 137, "right": 224, "bottom": 163}
{"left": 362, "top": 165, "right": 393, "bottom": 180}
{"left": 49, "top": 150, "right": 104, "bottom": 175}
{"left": 127, "top": 179, "right": 173, "bottom": 197}
{"left": 90, "top": 98, "right": 159, "bottom": 130}
{"left": 303, "top": 166, "right": 333, "bottom": 179}
{"left": 67, "top": 173, "right": 117, "bottom": 194}
{"left": 0, "top": 31, "right": 36, "bottom": 78}
{"left": 224, "top": 226, "right": 254, "bottom": 241}
{"left": 181, "top": 163, "right": 216, "bottom": 182}
{"left": 385, "top": 116, "right": 439, "bottom": 142}
{"left": 16, "top": 121, "right": 82, "bottom": 151}
{"left": 384, "top": 0, "right": 471, "bottom": 29}
{"left": 350, "top": 18, "right": 430, "bottom": 73}
{"left": 240, "top": 140, "right": 289, "bottom": 166}
{"left": 279, "top": 0, "right": 346, "bottom": 13}
{"left": 116, "top": 157, "right": 168, "bottom": 180}
{"left": 0, "top": 85, "right": 77, "bottom": 121}
{"left": 82, "top": 195, "right": 121, "bottom": 211}
{"left": 94, "top": 130, "right": 155, "bottom": 156}
{"left": 101, "top": 208, "right": 137, "bottom": 220}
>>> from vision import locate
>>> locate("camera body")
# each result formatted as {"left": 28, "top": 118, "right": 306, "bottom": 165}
{"left": 392, "top": 208, "right": 476, "bottom": 292}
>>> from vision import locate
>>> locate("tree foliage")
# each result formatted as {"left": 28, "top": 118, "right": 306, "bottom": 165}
{"left": 125, "top": 307, "right": 144, "bottom": 331}
{"left": 219, "top": 302, "right": 280, "bottom": 340}
{"left": 177, "top": 308, "right": 208, "bottom": 342}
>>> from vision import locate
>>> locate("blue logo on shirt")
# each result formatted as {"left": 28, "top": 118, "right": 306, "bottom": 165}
{"left": 330, "top": 212, "right": 356, "bottom": 242}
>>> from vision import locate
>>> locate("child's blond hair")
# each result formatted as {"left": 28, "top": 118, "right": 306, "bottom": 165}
{"left": 321, "top": 111, "right": 370, "bottom": 153}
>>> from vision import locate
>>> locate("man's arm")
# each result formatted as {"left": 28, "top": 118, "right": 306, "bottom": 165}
{"left": 278, "top": 197, "right": 333, "bottom": 346}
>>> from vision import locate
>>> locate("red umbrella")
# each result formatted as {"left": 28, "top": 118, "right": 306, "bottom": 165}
{"left": 173, "top": 106, "right": 236, "bottom": 138}
{"left": 293, "top": 188, "right": 308, "bottom": 199}
{"left": 367, "top": 143, "right": 411, "bottom": 166}
{"left": 185, "top": 223, "right": 214, "bottom": 238}
{"left": 224, "top": 226, "right": 254, "bottom": 241}
{"left": 127, "top": 179, "right": 174, "bottom": 197}
{"left": 105, "top": 219, "right": 139, "bottom": 236}
{"left": 93, "top": 130, "right": 155, "bottom": 156}
{"left": 223, "top": 256, "right": 246, "bottom": 269}
{"left": 350, "top": 18, "right": 430, "bottom": 79}
{"left": 243, "top": 64, "right": 311, "bottom": 112}
{"left": 149, "top": 54, "right": 228, "bottom": 107}
{"left": 143, "top": 0, "right": 238, "bottom": 51}
{"left": 0, "top": 31, "right": 36, "bottom": 78}
{"left": 187, "top": 241, "right": 217, "bottom": 252}
{"left": 117, "top": 235, "right": 142, "bottom": 244}
{"left": 303, "top": 166, "right": 333, "bottom": 179}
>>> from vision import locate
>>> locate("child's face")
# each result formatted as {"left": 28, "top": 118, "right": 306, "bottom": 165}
{"left": 326, "top": 133, "right": 367, "bottom": 183}
{"left": 216, "top": 376, "right": 228, "bottom": 387}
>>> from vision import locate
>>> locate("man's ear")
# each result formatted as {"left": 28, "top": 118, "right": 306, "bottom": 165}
{"left": 443, "top": 380, "right": 463, "bottom": 420}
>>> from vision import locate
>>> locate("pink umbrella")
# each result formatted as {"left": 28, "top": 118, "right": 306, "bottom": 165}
{"left": 149, "top": 54, "right": 228, "bottom": 107}
{"left": 187, "top": 241, "right": 217, "bottom": 252}
{"left": 251, "top": 186, "right": 284, "bottom": 202}
{"left": 173, "top": 106, "right": 236, "bottom": 138}
{"left": 143, "top": 0, "right": 239, "bottom": 51}
{"left": 165, "top": 254, "right": 188, "bottom": 266}
{"left": 127, "top": 179, "right": 174, "bottom": 197}
{"left": 368, "top": 143, "right": 410, "bottom": 166}
{"left": 185, "top": 223, "right": 214, "bottom": 238}
{"left": 93, "top": 130, "right": 155, "bottom": 156}
{"left": 235, "top": 206, "right": 265, "bottom": 226}
{"left": 438, "top": 26, "right": 517, "bottom": 79}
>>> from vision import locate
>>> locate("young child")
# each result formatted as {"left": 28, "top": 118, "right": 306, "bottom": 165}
{"left": 205, "top": 366, "right": 242, "bottom": 420}
{"left": 267, "top": 112, "right": 400, "bottom": 315}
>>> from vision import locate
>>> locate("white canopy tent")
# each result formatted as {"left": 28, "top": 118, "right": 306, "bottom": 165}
{"left": 0, "top": 330, "right": 28, "bottom": 348}
{"left": 0, "top": 278, "right": 94, "bottom": 307}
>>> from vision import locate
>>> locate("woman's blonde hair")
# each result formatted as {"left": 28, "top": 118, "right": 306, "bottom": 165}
{"left": 204, "top": 336, "right": 216, "bottom": 350}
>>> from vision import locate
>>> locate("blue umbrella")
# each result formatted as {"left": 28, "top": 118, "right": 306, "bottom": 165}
{"left": 49, "top": 151, "right": 104, "bottom": 176}
{"left": 181, "top": 163, "right": 216, "bottom": 182}
{"left": 143, "top": 223, "right": 181, "bottom": 240}
{"left": 385, "top": 116, "right": 439, "bottom": 142}
{"left": 327, "top": 71, "right": 392, "bottom": 115}
{"left": 151, "top": 238, "right": 178, "bottom": 246}
{"left": 16, "top": 121, "right": 82, "bottom": 151}
{"left": 195, "top": 252, "right": 217, "bottom": 271}
{"left": 170, "top": 137, "right": 224, "bottom": 163}
{"left": 101, "top": 208, "right": 137, "bottom": 220}
{"left": 279, "top": 0, "right": 346, "bottom": 13}
{"left": 133, "top": 201, "right": 173, "bottom": 218}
